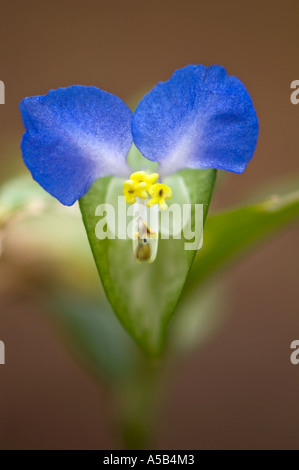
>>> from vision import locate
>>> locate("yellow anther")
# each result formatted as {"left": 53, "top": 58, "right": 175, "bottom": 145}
{"left": 124, "top": 171, "right": 160, "bottom": 205}
{"left": 130, "top": 171, "right": 159, "bottom": 192}
{"left": 135, "top": 220, "right": 158, "bottom": 239}
{"left": 147, "top": 183, "right": 173, "bottom": 211}
{"left": 123, "top": 179, "right": 147, "bottom": 204}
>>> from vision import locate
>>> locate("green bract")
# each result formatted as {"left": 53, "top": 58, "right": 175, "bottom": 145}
{"left": 79, "top": 169, "right": 216, "bottom": 356}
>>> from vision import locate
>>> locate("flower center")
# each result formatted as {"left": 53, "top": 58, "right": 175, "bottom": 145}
{"left": 123, "top": 171, "right": 172, "bottom": 264}
{"left": 123, "top": 171, "right": 172, "bottom": 210}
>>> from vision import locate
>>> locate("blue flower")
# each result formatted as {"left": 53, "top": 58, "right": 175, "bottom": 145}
{"left": 20, "top": 64, "right": 259, "bottom": 206}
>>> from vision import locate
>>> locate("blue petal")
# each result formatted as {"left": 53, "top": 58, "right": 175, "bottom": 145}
{"left": 20, "top": 86, "right": 133, "bottom": 205}
{"left": 132, "top": 65, "right": 259, "bottom": 175}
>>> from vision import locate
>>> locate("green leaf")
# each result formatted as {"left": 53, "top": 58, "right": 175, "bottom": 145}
{"left": 187, "top": 189, "right": 299, "bottom": 292}
{"left": 79, "top": 169, "right": 216, "bottom": 357}
{"left": 169, "top": 280, "right": 228, "bottom": 356}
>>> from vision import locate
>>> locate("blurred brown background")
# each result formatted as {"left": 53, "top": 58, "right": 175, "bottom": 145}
{"left": 0, "top": 0, "right": 299, "bottom": 449}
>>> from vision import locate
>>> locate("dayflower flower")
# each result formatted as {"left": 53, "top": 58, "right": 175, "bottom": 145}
{"left": 19, "top": 64, "right": 259, "bottom": 261}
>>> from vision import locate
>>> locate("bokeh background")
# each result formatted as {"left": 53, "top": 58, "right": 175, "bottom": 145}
{"left": 0, "top": 0, "right": 299, "bottom": 449}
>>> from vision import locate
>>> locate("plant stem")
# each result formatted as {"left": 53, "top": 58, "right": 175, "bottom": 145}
{"left": 115, "top": 358, "right": 162, "bottom": 450}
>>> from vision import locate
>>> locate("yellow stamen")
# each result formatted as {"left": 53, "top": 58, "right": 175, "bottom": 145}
{"left": 123, "top": 171, "right": 161, "bottom": 204}
{"left": 130, "top": 171, "right": 159, "bottom": 192}
{"left": 147, "top": 183, "right": 173, "bottom": 211}
{"left": 123, "top": 179, "right": 147, "bottom": 204}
